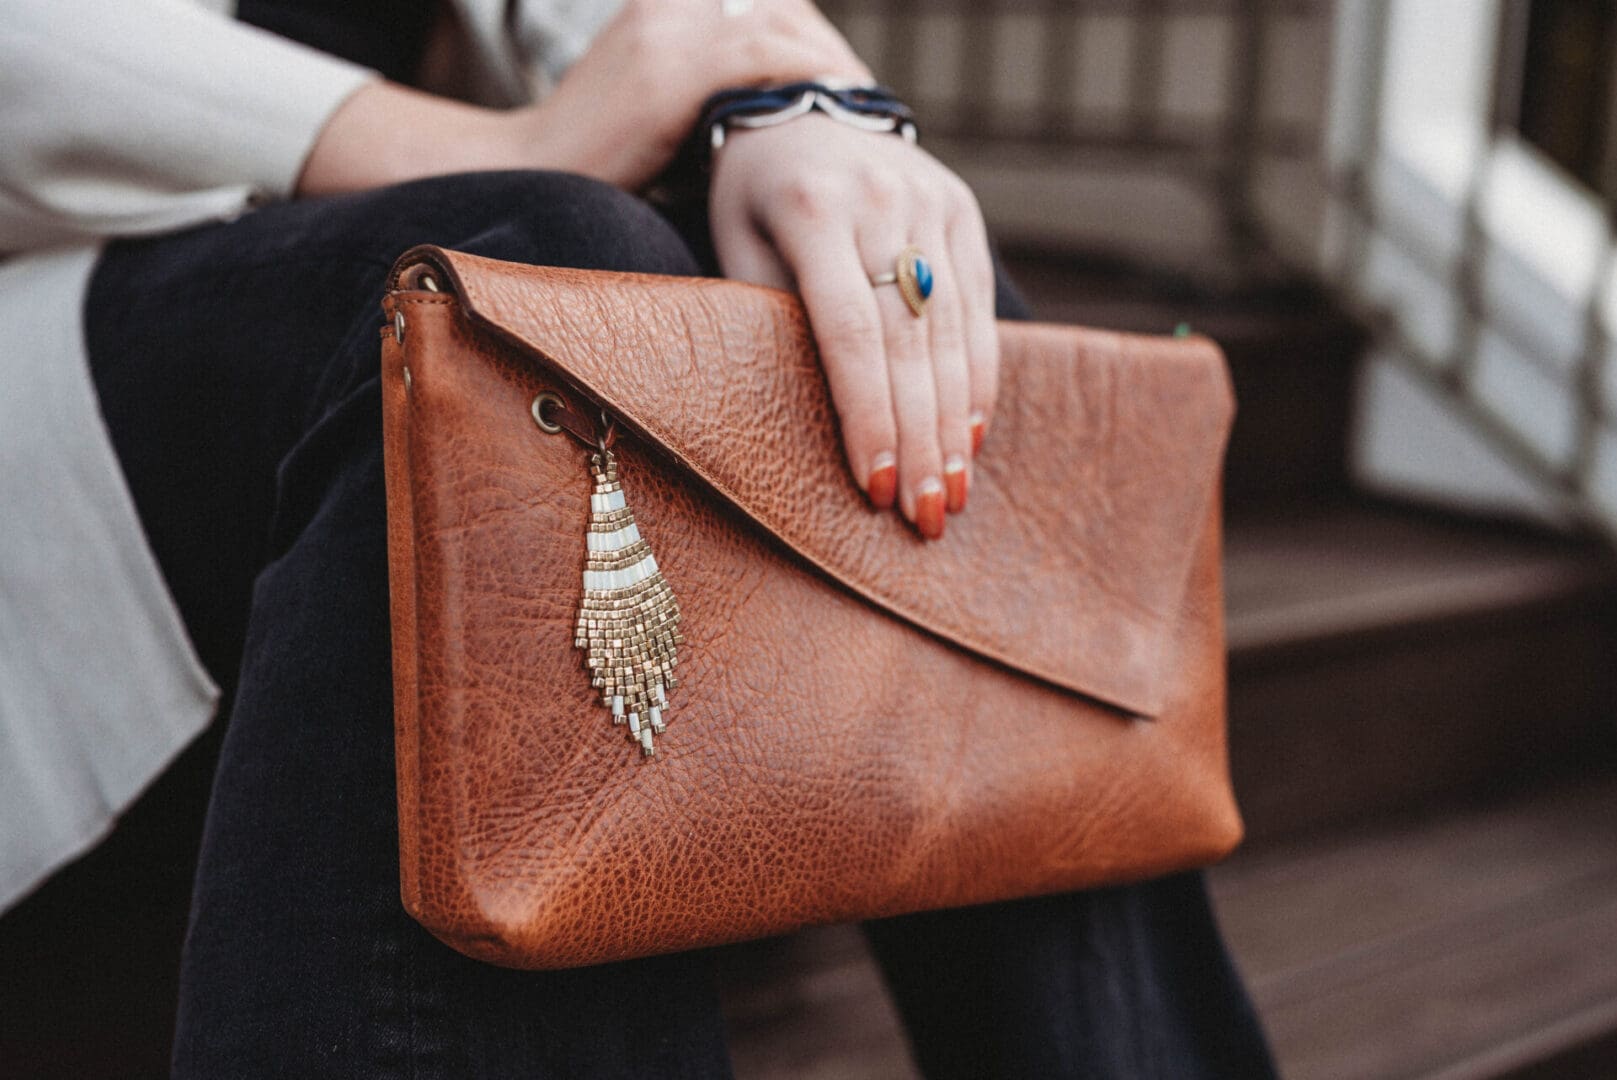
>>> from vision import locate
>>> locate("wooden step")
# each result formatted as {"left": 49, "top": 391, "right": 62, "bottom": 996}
{"left": 1212, "top": 772, "right": 1617, "bottom": 1080}
{"left": 717, "top": 499, "right": 1617, "bottom": 1079}
{"left": 720, "top": 774, "right": 1617, "bottom": 1080}
{"left": 1225, "top": 499, "right": 1617, "bottom": 842}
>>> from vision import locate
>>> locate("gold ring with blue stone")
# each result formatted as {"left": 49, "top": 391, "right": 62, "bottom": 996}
{"left": 870, "top": 246, "right": 933, "bottom": 317}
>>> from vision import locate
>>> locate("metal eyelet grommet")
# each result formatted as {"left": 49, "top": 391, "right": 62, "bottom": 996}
{"left": 531, "top": 392, "right": 565, "bottom": 434}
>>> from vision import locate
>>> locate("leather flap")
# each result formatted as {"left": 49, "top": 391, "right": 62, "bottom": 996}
{"left": 391, "top": 246, "right": 1232, "bottom": 717}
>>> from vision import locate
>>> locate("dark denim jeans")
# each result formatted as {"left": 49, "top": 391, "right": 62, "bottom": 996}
{"left": 85, "top": 170, "right": 1276, "bottom": 1079}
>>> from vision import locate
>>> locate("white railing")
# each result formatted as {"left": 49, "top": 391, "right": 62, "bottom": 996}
{"left": 824, "top": 0, "right": 1617, "bottom": 537}
{"left": 1326, "top": 0, "right": 1616, "bottom": 530}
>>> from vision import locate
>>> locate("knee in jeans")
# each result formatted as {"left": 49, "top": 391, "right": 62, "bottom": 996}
{"left": 364, "top": 170, "right": 701, "bottom": 279}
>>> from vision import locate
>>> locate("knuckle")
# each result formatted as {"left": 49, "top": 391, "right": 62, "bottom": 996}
{"left": 814, "top": 306, "right": 882, "bottom": 355}
{"left": 858, "top": 165, "right": 905, "bottom": 210}
{"left": 780, "top": 172, "right": 842, "bottom": 219}
{"left": 883, "top": 332, "right": 930, "bottom": 373}
{"left": 906, "top": 168, "right": 946, "bottom": 210}
{"left": 942, "top": 171, "right": 977, "bottom": 210}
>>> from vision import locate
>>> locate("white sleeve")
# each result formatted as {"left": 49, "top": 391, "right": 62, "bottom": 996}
{"left": 429, "top": 0, "right": 621, "bottom": 109}
{"left": 509, "top": 0, "right": 622, "bottom": 85}
{"left": 0, "top": 0, "right": 377, "bottom": 252}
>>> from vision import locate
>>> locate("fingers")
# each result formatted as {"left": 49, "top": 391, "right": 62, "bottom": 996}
{"left": 945, "top": 180, "right": 1000, "bottom": 457}
{"left": 763, "top": 0, "right": 872, "bottom": 80}
{"left": 769, "top": 203, "right": 900, "bottom": 512}
{"left": 916, "top": 227, "right": 973, "bottom": 516}
{"left": 703, "top": 0, "right": 871, "bottom": 90}
{"left": 715, "top": 119, "right": 998, "bottom": 540}
{"left": 710, "top": 33, "right": 867, "bottom": 100}
{"left": 860, "top": 180, "right": 987, "bottom": 534}
{"left": 864, "top": 226, "right": 947, "bottom": 538}
{"left": 763, "top": 168, "right": 990, "bottom": 540}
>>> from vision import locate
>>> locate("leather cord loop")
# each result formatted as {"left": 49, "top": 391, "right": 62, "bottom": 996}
{"left": 534, "top": 389, "right": 615, "bottom": 452}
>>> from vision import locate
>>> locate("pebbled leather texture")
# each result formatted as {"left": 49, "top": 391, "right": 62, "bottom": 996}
{"left": 381, "top": 246, "right": 1241, "bottom": 970}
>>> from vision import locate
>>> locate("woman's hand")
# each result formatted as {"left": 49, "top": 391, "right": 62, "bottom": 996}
{"left": 709, "top": 115, "right": 998, "bottom": 539}
{"left": 301, "top": 0, "right": 869, "bottom": 196}
{"left": 527, "top": 0, "right": 871, "bottom": 190}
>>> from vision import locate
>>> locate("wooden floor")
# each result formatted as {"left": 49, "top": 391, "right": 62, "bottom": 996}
{"left": 1220, "top": 500, "right": 1617, "bottom": 845}
{"left": 1215, "top": 773, "right": 1617, "bottom": 1080}
{"left": 719, "top": 773, "right": 1617, "bottom": 1080}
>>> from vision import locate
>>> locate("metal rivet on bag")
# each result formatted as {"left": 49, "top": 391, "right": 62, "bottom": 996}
{"left": 394, "top": 310, "right": 406, "bottom": 344}
{"left": 531, "top": 392, "right": 564, "bottom": 434}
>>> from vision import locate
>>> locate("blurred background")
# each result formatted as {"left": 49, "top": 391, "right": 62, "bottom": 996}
{"left": 720, "top": 2, "right": 1617, "bottom": 1078}
{"left": 4, "top": 2, "right": 1616, "bottom": 1078}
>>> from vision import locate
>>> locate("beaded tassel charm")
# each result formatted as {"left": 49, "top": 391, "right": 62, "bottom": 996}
{"left": 574, "top": 446, "right": 683, "bottom": 757}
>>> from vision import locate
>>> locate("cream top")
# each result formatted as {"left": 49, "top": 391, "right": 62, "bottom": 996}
{"left": 0, "top": 0, "right": 619, "bottom": 912}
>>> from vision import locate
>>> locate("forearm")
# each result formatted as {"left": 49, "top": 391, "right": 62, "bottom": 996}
{"left": 302, "top": 0, "right": 874, "bottom": 199}
{"left": 1, "top": 0, "right": 379, "bottom": 250}
{"left": 296, "top": 82, "right": 541, "bottom": 197}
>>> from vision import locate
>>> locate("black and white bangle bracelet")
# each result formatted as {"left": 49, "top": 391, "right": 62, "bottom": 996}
{"left": 701, "top": 81, "right": 919, "bottom": 155}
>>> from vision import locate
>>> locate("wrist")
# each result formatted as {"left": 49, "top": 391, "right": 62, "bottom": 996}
{"left": 517, "top": 97, "right": 689, "bottom": 191}
{"left": 699, "top": 81, "right": 917, "bottom": 159}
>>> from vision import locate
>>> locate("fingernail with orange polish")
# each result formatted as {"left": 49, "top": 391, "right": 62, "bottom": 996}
{"left": 969, "top": 412, "right": 987, "bottom": 456}
{"left": 944, "top": 455, "right": 968, "bottom": 513}
{"left": 915, "top": 478, "right": 946, "bottom": 540}
{"left": 866, "top": 452, "right": 897, "bottom": 510}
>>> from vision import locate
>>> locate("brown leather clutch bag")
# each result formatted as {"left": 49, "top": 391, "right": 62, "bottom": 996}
{"left": 379, "top": 245, "right": 1241, "bottom": 970}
